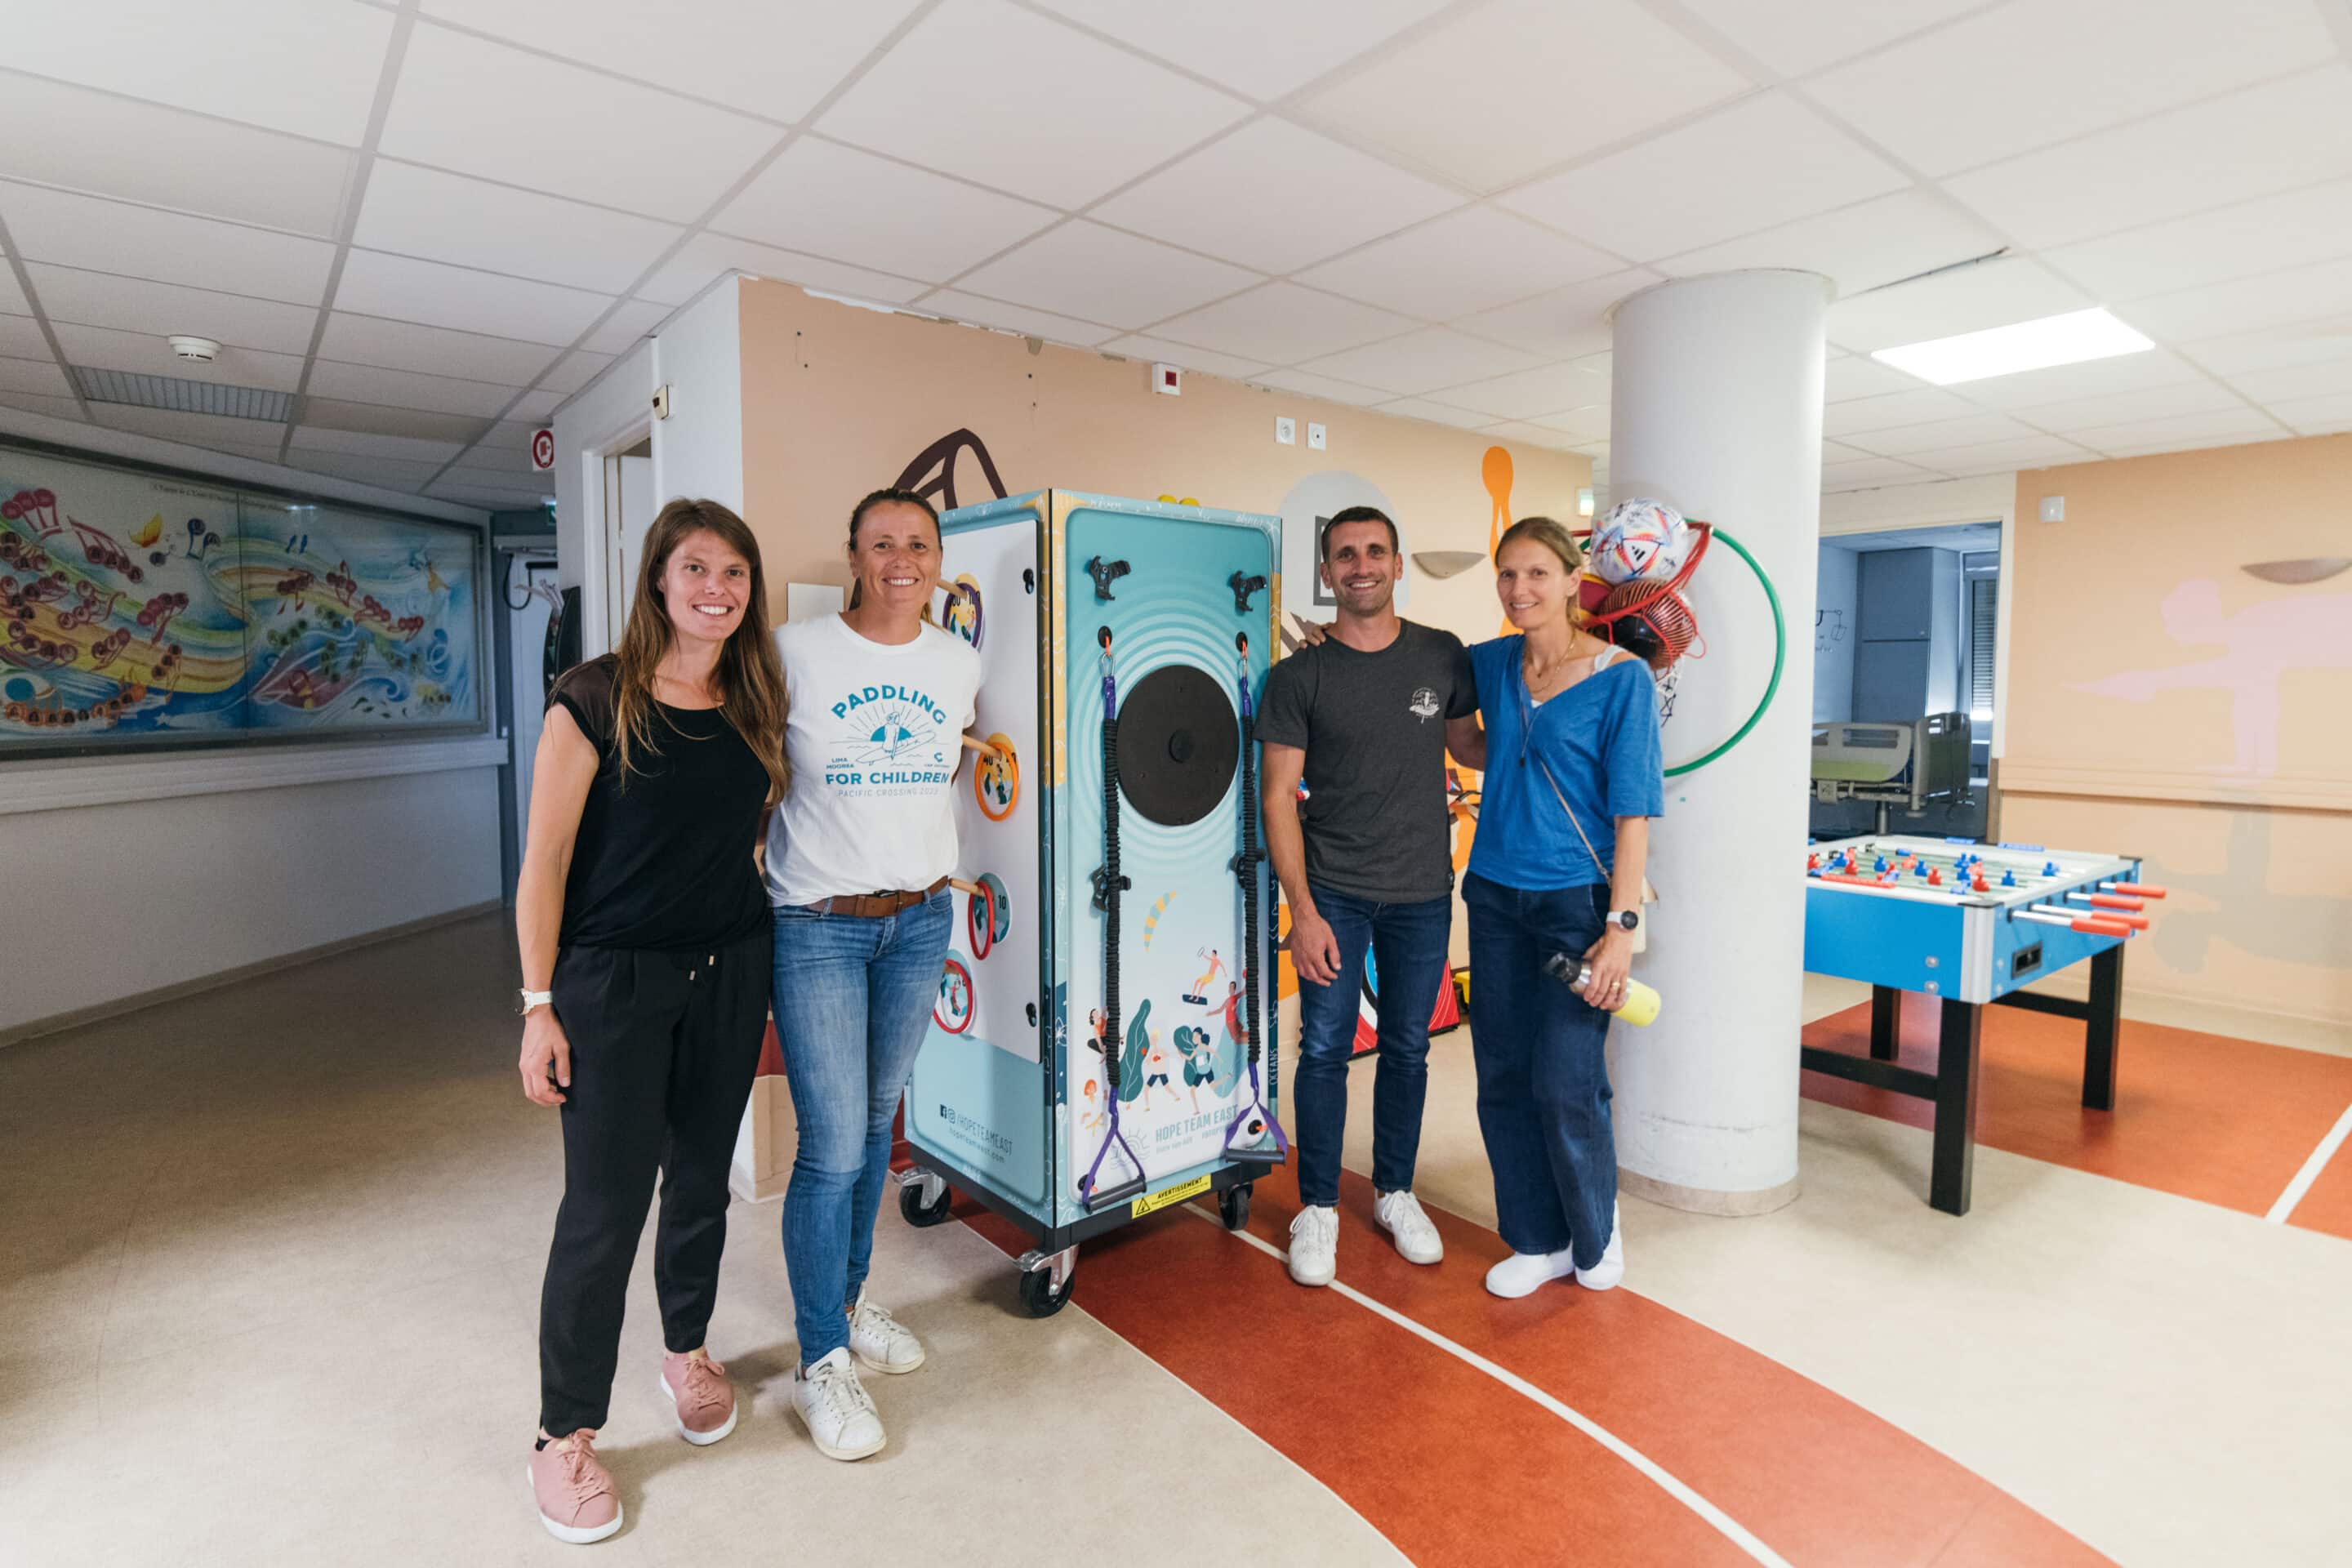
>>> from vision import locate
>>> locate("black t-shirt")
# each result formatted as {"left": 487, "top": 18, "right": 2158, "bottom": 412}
{"left": 549, "top": 657, "right": 770, "bottom": 951}
{"left": 1256, "top": 619, "right": 1476, "bottom": 904}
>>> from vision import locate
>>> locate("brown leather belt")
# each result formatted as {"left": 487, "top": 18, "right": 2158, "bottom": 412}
{"left": 802, "top": 875, "right": 950, "bottom": 919}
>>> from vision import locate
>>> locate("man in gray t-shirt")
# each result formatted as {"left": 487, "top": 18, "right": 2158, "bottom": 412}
{"left": 1258, "top": 506, "right": 1481, "bottom": 1288}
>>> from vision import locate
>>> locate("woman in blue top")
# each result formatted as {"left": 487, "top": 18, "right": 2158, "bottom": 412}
{"left": 1456, "top": 515, "right": 1663, "bottom": 1300}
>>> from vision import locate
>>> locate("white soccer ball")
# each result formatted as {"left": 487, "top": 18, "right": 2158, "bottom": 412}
{"left": 1589, "top": 497, "right": 1692, "bottom": 585}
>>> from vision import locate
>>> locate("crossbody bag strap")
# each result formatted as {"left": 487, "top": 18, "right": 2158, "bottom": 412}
{"left": 1532, "top": 752, "right": 1609, "bottom": 875}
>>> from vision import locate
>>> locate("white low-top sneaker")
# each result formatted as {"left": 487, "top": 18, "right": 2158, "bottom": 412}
{"left": 1575, "top": 1204, "right": 1624, "bottom": 1291}
{"left": 1484, "top": 1247, "right": 1576, "bottom": 1299}
{"left": 1373, "top": 1189, "right": 1444, "bottom": 1265}
{"left": 849, "top": 1290, "right": 925, "bottom": 1375}
{"left": 791, "top": 1346, "right": 885, "bottom": 1461}
{"left": 1286, "top": 1204, "right": 1339, "bottom": 1287}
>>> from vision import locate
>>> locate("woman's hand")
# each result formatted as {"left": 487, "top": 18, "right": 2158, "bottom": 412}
{"left": 519, "top": 1009, "right": 572, "bottom": 1106}
{"left": 1579, "top": 925, "right": 1635, "bottom": 1013}
{"left": 1294, "top": 619, "right": 1331, "bottom": 648}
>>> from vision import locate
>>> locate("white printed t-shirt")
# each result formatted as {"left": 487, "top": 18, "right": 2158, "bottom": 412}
{"left": 763, "top": 613, "right": 982, "bottom": 907}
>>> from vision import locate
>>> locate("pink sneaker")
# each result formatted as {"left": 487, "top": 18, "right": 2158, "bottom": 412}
{"left": 659, "top": 1351, "right": 738, "bottom": 1445}
{"left": 528, "top": 1429, "right": 622, "bottom": 1544}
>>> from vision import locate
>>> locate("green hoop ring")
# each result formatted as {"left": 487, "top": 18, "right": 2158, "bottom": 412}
{"left": 1662, "top": 523, "right": 1783, "bottom": 779}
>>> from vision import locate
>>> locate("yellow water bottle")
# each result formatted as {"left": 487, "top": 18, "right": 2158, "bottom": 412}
{"left": 1548, "top": 956, "right": 1663, "bottom": 1026}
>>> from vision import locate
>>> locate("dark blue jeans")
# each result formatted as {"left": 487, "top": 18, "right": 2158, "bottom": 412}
{"left": 1291, "top": 884, "right": 1454, "bottom": 1209}
{"left": 1462, "top": 871, "right": 1616, "bottom": 1267}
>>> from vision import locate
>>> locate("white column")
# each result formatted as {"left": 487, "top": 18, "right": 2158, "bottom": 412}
{"left": 1607, "top": 270, "right": 1829, "bottom": 1214}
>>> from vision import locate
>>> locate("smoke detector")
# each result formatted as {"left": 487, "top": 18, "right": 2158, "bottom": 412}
{"left": 167, "top": 335, "right": 220, "bottom": 363}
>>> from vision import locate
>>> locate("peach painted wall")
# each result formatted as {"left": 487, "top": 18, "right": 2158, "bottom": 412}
{"left": 2002, "top": 434, "right": 2352, "bottom": 1025}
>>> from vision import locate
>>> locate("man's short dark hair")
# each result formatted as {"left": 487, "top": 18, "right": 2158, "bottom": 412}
{"left": 1321, "top": 506, "right": 1398, "bottom": 562}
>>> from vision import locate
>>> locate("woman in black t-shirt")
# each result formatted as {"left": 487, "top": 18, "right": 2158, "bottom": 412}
{"left": 514, "top": 498, "right": 786, "bottom": 1545}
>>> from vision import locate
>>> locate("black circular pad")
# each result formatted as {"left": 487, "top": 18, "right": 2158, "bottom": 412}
{"left": 1116, "top": 663, "right": 1237, "bottom": 827}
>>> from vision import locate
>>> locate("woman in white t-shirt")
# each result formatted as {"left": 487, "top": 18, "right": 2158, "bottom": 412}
{"left": 764, "top": 487, "right": 982, "bottom": 1463}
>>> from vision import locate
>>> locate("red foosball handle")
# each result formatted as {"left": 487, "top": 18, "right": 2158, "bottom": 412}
{"left": 2086, "top": 893, "right": 2145, "bottom": 911}
{"left": 2073, "top": 918, "right": 2132, "bottom": 937}
{"left": 2106, "top": 882, "right": 2167, "bottom": 898}
{"left": 2084, "top": 910, "right": 2149, "bottom": 929}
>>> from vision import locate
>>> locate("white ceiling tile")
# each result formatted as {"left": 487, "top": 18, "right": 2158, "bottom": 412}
{"left": 305, "top": 360, "right": 521, "bottom": 418}
{"left": 1481, "top": 419, "right": 1585, "bottom": 451}
{"left": 2042, "top": 179, "right": 2352, "bottom": 303}
{"left": 421, "top": 0, "right": 924, "bottom": 122}
{"left": 1028, "top": 0, "right": 1451, "bottom": 101}
{"left": 1431, "top": 362, "right": 1607, "bottom": 421}
{"left": 1659, "top": 191, "right": 2001, "bottom": 299}
{"left": 285, "top": 450, "right": 445, "bottom": 489}
{"left": 1251, "top": 369, "right": 1392, "bottom": 408}
{"left": 470, "top": 419, "right": 542, "bottom": 453}
{"left": 2091, "top": 430, "right": 2288, "bottom": 460}
{"left": 50, "top": 322, "right": 305, "bottom": 392}
{"left": 1152, "top": 283, "right": 1416, "bottom": 363}
{"left": 1455, "top": 270, "right": 1655, "bottom": 359}
{"left": 1825, "top": 355, "right": 1928, "bottom": 402}
{"left": 2265, "top": 390, "right": 2352, "bottom": 434}
{"left": 942, "top": 222, "right": 1258, "bottom": 330}
{"left": 430, "top": 481, "right": 555, "bottom": 507}
{"left": 1675, "top": 0, "right": 1980, "bottom": 77}
{"left": 1375, "top": 398, "right": 1499, "bottom": 431}
{"left": 89, "top": 406, "right": 287, "bottom": 448}
{"left": 354, "top": 161, "right": 681, "bottom": 296}
{"left": 440, "top": 463, "right": 546, "bottom": 497}
{"left": 0, "top": 181, "right": 334, "bottom": 305}
{"left": 2007, "top": 381, "right": 2247, "bottom": 434}
{"left": 316, "top": 313, "right": 560, "bottom": 385}
{"left": 510, "top": 389, "right": 565, "bottom": 421}
{"left": 1826, "top": 257, "right": 2087, "bottom": 354}
{"left": 0, "top": 358, "right": 71, "bottom": 397}
{"left": 1093, "top": 120, "right": 1461, "bottom": 277}
{"left": 289, "top": 425, "right": 465, "bottom": 463}
{"left": 1302, "top": 0, "right": 1750, "bottom": 191}
{"left": 1532, "top": 405, "right": 1610, "bottom": 440}
{"left": 381, "top": 24, "right": 779, "bottom": 224}
{"left": 817, "top": 0, "right": 1249, "bottom": 209}
{"left": 1300, "top": 207, "right": 1619, "bottom": 320}
{"left": 2069, "top": 407, "right": 2286, "bottom": 454}
{"left": 1813, "top": 0, "right": 2335, "bottom": 178}
{"left": 1822, "top": 439, "right": 1874, "bottom": 462}
{"left": 1499, "top": 94, "right": 1906, "bottom": 263}
{"left": 540, "top": 353, "right": 617, "bottom": 396}
{"left": 7, "top": 0, "right": 392, "bottom": 144}
{"left": 2176, "top": 320, "right": 2352, "bottom": 377}
{"left": 301, "top": 399, "right": 496, "bottom": 445}
{"left": 917, "top": 290, "right": 1120, "bottom": 347}
{"left": 636, "top": 233, "right": 929, "bottom": 310}
{"left": 1841, "top": 412, "right": 2038, "bottom": 456}
{"left": 581, "top": 300, "right": 671, "bottom": 357}
{"left": 25, "top": 263, "right": 319, "bottom": 354}
{"left": 1955, "top": 349, "right": 2206, "bottom": 411}
{"left": 1915, "top": 435, "right": 2100, "bottom": 474}
{"left": 2225, "top": 355, "right": 2352, "bottom": 405}
{"left": 1944, "top": 65, "right": 2352, "bottom": 251}
{"left": 1823, "top": 386, "right": 1980, "bottom": 435}
{"left": 334, "top": 250, "right": 612, "bottom": 347}
{"left": 0, "top": 70, "right": 353, "bottom": 236}
{"left": 714, "top": 138, "right": 1058, "bottom": 284}
{"left": 1099, "top": 336, "right": 1270, "bottom": 380}
{"left": 1300, "top": 327, "right": 1541, "bottom": 396}
{"left": 0, "top": 270, "right": 24, "bottom": 318}
{"left": 0, "top": 390, "right": 87, "bottom": 423}
{"left": 1822, "top": 455, "right": 1942, "bottom": 488}
{"left": 1, "top": 315, "right": 52, "bottom": 359}
{"left": 2117, "top": 258, "right": 2352, "bottom": 344}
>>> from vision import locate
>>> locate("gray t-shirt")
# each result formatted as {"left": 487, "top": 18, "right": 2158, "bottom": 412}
{"left": 1257, "top": 619, "right": 1476, "bottom": 905}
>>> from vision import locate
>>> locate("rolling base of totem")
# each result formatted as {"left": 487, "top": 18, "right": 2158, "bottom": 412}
{"left": 901, "top": 490, "right": 1285, "bottom": 1316}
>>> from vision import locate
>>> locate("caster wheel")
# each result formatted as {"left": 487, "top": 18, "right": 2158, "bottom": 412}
{"left": 1218, "top": 1182, "right": 1252, "bottom": 1231}
{"left": 1018, "top": 1263, "right": 1076, "bottom": 1317}
{"left": 898, "top": 1177, "right": 953, "bottom": 1228}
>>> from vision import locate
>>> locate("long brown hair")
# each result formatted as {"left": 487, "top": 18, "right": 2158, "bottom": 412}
{"left": 610, "top": 498, "right": 790, "bottom": 806}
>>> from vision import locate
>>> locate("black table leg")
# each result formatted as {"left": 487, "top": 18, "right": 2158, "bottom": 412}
{"left": 1930, "top": 999, "right": 1982, "bottom": 1216}
{"left": 2082, "top": 942, "right": 2124, "bottom": 1111}
{"left": 1869, "top": 984, "right": 1900, "bottom": 1061}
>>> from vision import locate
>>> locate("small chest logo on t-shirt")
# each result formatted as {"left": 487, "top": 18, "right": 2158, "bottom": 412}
{"left": 825, "top": 682, "right": 951, "bottom": 795}
{"left": 1407, "top": 687, "right": 1441, "bottom": 722}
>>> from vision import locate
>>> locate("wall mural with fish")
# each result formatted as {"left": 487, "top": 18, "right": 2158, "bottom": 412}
{"left": 0, "top": 443, "right": 481, "bottom": 751}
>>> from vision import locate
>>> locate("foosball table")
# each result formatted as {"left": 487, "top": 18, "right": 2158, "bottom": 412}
{"left": 1801, "top": 835, "right": 2167, "bottom": 1215}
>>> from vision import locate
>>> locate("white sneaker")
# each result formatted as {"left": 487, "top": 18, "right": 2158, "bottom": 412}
{"left": 1373, "top": 1189, "right": 1444, "bottom": 1265}
{"left": 791, "top": 1347, "right": 885, "bottom": 1461}
{"left": 1575, "top": 1204, "right": 1624, "bottom": 1291}
{"left": 1286, "top": 1205, "right": 1339, "bottom": 1287}
{"left": 849, "top": 1290, "right": 926, "bottom": 1375}
{"left": 1484, "top": 1247, "right": 1576, "bottom": 1299}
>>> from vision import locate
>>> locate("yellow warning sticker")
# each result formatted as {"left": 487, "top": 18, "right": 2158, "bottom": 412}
{"left": 1130, "top": 1173, "right": 1212, "bottom": 1218}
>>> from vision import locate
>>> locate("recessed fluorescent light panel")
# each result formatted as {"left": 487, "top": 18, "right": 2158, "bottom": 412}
{"left": 1870, "top": 308, "right": 2152, "bottom": 386}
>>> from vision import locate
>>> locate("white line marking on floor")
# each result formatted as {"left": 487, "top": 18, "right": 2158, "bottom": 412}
{"left": 2266, "top": 1101, "right": 2352, "bottom": 1224}
{"left": 1185, "top": 1207, "right": 1794, "bottom": 1568}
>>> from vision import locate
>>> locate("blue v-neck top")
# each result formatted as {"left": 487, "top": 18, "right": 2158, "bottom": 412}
{"left": 1466, "top": 637, "right": 1664, "bottom": 891}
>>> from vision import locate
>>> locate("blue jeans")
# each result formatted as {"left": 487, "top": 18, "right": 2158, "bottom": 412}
{"left": 1292, "top": 884, "right": 1454, "bottom": 1209}
{"left": 1461, "top": 871, "right": 1617, "bottom": 1267}
{"left": 771, "top": 890, "right": 951, "bottom": 1365}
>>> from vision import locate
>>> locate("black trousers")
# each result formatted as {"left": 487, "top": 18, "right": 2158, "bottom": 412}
{"left": 537, "top": 921, "right": 770, "bottom": 1438}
